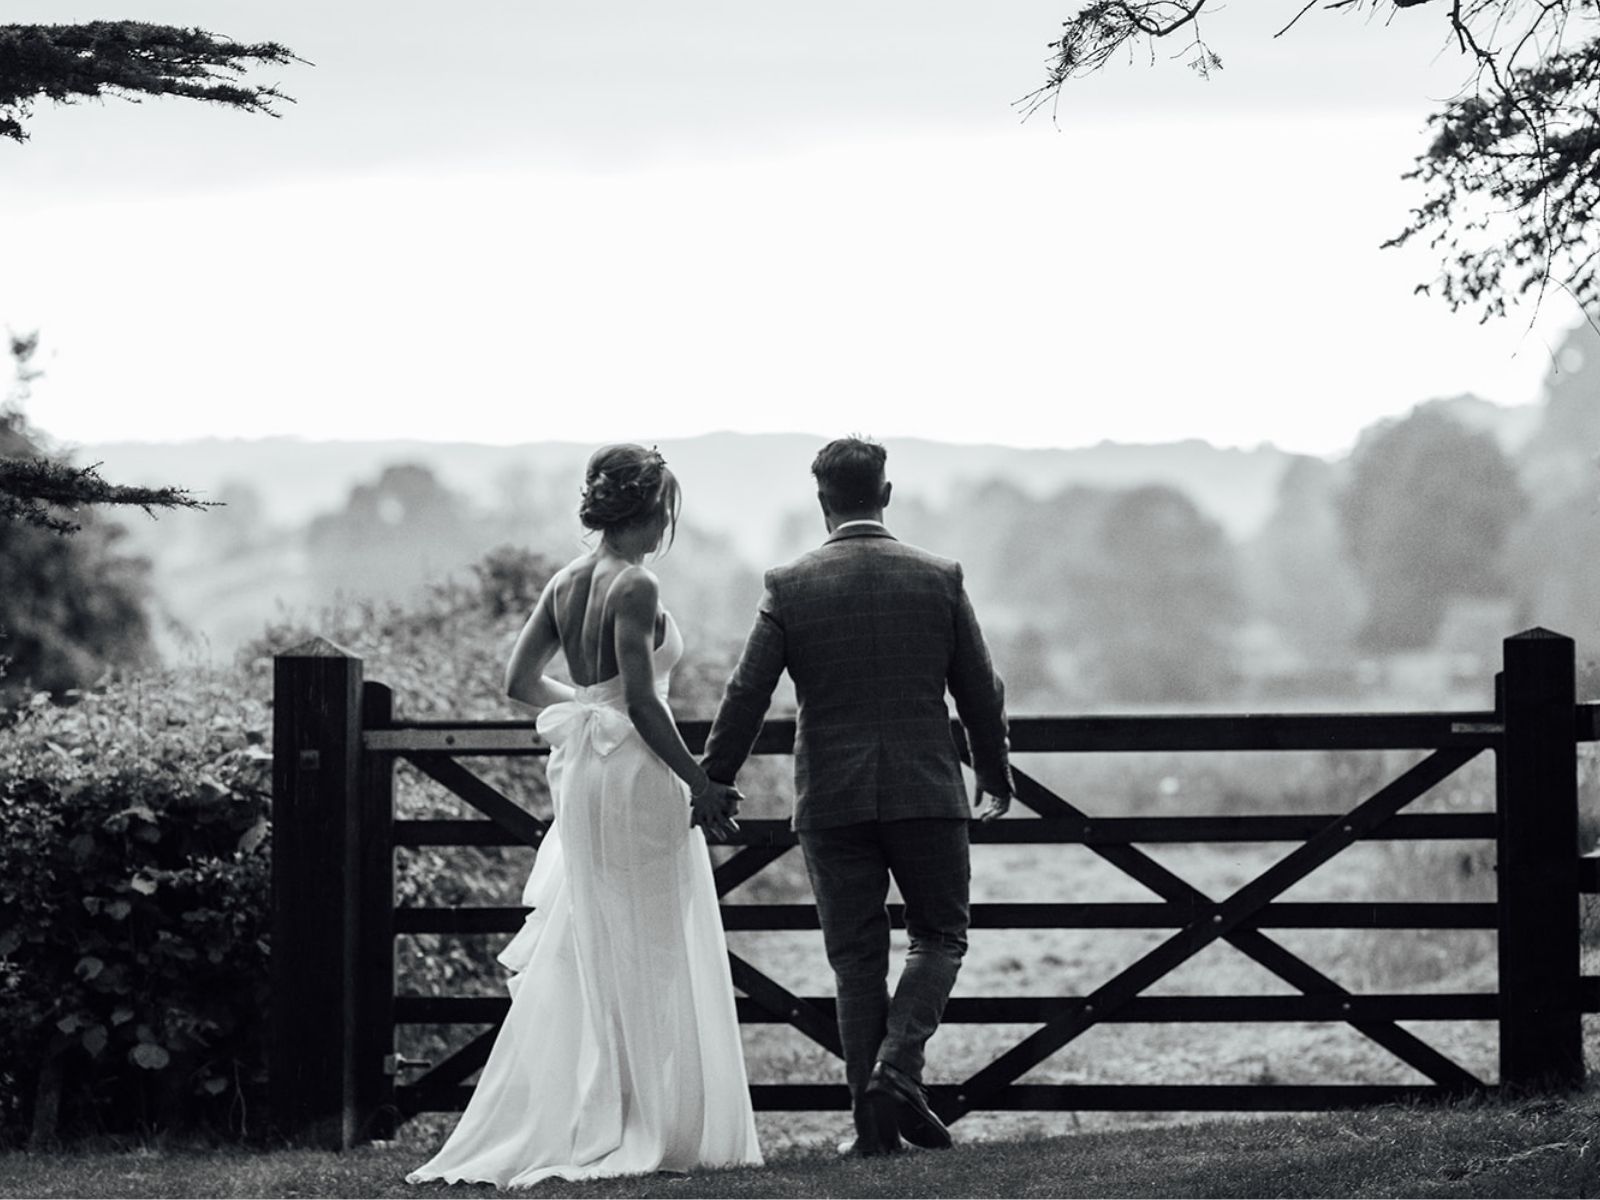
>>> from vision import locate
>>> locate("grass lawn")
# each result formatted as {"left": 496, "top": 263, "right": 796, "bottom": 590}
{"left": 5, "top": 1091, "right": 1600, "bottom": 1199}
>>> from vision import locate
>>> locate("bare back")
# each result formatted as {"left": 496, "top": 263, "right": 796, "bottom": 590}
{"left": 549, "top": 554, "right": 666, "bottom": 686}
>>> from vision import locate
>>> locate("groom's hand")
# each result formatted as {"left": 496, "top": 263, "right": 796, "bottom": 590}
{"left": 973, "top": 774, "right": 1011, "bottom": 824}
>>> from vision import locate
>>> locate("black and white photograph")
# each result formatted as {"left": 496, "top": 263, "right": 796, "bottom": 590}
{"left": 3, "top": 2, "right": 1600, "bottom": 1196}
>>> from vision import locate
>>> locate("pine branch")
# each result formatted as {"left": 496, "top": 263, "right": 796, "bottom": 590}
{"left": 0, "top": 456, "right": 215, "bottom": 534}
{"left": 0, "top": 21, "right": 303, "bottom": 142}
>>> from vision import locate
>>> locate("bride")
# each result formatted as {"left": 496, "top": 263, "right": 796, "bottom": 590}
{"left": 407, "top": 444, "right": 763, "bottom": 1187}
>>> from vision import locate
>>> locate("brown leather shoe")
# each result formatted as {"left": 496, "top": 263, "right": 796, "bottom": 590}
{"left": 865, "top": 1060, "right": 952, "bottom": 1150}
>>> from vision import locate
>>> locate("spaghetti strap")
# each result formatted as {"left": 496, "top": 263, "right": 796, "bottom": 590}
{"left": 557, "top": 563, "right": 668, "bottom": 686}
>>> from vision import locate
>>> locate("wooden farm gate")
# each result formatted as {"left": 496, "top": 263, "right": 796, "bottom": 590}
{"left": 267, "top": 627, "right": 1600, "bottom": 1148}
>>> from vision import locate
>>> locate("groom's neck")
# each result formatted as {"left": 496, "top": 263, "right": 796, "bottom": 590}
{"left": 827, "top": 509, "right": 886, "bottom": 532}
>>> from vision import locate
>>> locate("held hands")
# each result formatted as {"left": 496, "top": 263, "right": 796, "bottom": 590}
{"left": 690, "top": 776, "right": 743, "bottom": 842}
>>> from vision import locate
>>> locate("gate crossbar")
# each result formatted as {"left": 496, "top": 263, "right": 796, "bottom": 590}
{"left": 941, "top": 749, "right": 1485, "bottom": 1117}
{"left": 389, "top": 746, "right": 1491, "bottom": 1115}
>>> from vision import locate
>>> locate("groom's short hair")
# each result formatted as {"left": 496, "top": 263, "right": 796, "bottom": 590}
{"left": 812, "top": 436, "right": 888, "bottom": 511}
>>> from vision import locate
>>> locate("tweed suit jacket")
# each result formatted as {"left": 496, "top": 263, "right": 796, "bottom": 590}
{"left": 702, "top": 523, "right": 1011, "bottom": 831}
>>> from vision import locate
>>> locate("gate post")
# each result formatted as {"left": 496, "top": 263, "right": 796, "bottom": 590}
{"left": 355, "top": 681, "right": 397, "bottom": 1142}
{"left": 1497, "top": 627, "right": 1582, "bottom": 1091}
{"left": 270, "top": 639, "right": 364, "bottom": 1148}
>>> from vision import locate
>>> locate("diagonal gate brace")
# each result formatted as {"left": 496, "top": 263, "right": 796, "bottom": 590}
{"left": 402, "top": 754, "right": 548, "bottom": 848}
{"left": 946, "top": 748, "right": 1484, "bottom": 1119}
{"left": 728, "top": 953, "right": 844, "bottom": 1058}
{"left": 401, "top": 1024, "right": 501, "bottom": 1116}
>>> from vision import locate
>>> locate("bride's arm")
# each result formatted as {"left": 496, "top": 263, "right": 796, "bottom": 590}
{"left": 505, "top": 579, "right": 576, "bottom": 710}
{"left": 612, "top": 567, "right": 728, "bottom": 809}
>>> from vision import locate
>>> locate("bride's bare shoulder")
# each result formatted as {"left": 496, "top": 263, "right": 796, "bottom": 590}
{"left": 606, "top": 563, "right": 660, "bottom": 603}
{"left": 547, "top": 554, "right": 598, "bottom": 596}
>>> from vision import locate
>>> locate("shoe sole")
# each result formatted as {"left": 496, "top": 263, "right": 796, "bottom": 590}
{"left": 864, "top": 1091, "right": 909, "bottom": 1154}
{"left": 867, "top": 1082, "right": 952, "bottom": 1150}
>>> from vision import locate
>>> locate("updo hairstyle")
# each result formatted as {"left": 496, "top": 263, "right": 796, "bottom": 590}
{"left": 579, "top": 443, "right": 680, "bottom": 547}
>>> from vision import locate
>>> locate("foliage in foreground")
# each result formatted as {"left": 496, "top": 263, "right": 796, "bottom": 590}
{"left": 0, "top": 672, "right": 273, "bottom": 1146}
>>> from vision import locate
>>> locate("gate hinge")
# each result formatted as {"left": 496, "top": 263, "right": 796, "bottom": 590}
{"left": 385, "top": 1053, "right": 431, "bottom": 1075}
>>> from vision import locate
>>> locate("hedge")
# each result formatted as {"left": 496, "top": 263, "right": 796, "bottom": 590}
{"left": 0, "top": 673, "right": 272, "bottom": 1145}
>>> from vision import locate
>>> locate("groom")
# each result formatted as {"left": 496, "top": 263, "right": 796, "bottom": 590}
{"left": 702, "top": 436, "right": 1013, "bottom": 1157}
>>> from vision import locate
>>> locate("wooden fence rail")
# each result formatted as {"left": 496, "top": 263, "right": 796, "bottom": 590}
{"left": 268, "top": 627, "right": 1598, "bottom": 1148}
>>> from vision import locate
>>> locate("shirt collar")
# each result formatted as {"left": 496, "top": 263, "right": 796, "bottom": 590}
{"left": 825, "top": 519, "right": 896, "bottom": 545}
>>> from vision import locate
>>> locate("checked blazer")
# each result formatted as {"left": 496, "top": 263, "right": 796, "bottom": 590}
{"left": 702, "top": 523, "right": 1011, "bottom": 831}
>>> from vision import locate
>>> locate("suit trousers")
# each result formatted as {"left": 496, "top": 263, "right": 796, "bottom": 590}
{"left": 798, "top": 817, "right": 970, "bottom": 1100}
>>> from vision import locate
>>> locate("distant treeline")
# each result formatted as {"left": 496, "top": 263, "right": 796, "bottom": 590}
{"left": 6, "top": 321, "right": 1600, "bottom": 711}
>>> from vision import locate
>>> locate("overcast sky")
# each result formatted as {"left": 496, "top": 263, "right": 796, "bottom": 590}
{"left": 1, "top": 1, "right": 1586, "bottom": 456}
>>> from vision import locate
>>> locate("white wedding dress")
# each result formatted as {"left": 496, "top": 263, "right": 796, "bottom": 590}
{"left": 408, "top": 613, "right": 762, "bottom": 1187}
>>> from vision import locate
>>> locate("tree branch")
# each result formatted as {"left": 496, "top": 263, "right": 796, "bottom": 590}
{"left": 1027, "top": 0, "right": 1600, "bottom": 320}
{"left": 0, "top": 456, "right": 215, "bottom": 534}
{"left": 1019, "top": 0, "right": 1219, "bottom": 118}
{"left": 1275, "top": 1, "right": 1323, "bottom": 39}
{"left": 0, "top": 21, "right": 304, "bottom": 143}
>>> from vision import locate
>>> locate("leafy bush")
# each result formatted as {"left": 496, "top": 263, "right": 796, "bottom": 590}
{"left": 0, "top": 671, "right": 271, "bottom": 1146}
